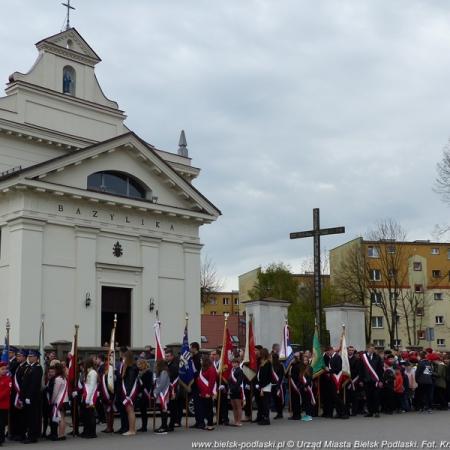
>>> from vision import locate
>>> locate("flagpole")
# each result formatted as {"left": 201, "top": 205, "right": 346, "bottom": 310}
{"left": 72, "top": 324, "right": 79, "bottom": 437}
{"left": 185, "top": 313, "right": 189, "bottom": 430}
{"left": 216, "top": 313, "right": 229, "bottom": 426}
{"left": 6, "top": 319, "right": 10, "bottom": 436}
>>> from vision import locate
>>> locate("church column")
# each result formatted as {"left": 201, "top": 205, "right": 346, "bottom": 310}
{"left": 183, "top": 242, "right": 202, "bottom": 344}
{"left": 74, "top": 226, "right": 98, "bottom": 346}
{"left": 7, "top": 218, "right": 45, "bottom": 345}
{"left": 140, "top": 236, "right": 161, "bottom": 347}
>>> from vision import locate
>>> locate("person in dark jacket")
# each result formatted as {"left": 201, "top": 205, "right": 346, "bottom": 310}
{"left": 300, "top": 354, "right": 315, "bottom": 421}
{"left": 21, "top": 349, "right": 44, "bottom": 444}
{"left": 346, "top": 346, "right": 363, "bottom": 416}
{"left": 415, "top": 351, "right": 433, "bottom": 412}
{"left": 359, "top": 344, "right": 384, "bottom": 418}
{"left": 166, "top": 349, "right": 180, "bottom": 431}
{"left": 196, "top": 357, "right": 216, "bottom": 430}
{"left": 256, "top": 348, "right": 272, "bottom": 425}
{"left": 115, "top": 347, "right": 129, "bottom": 434}
{"left": 381, "top": 356, "right": 396, "bottom": 414}
{"left": 136, "top": 357, "right": 153, "bottom": 432}
{"left": 271, "top": 353, "right": 284, "bottom": 419}
{"left": 229, "top": 358, "right": 244, "bottom": 426}
{"left": 42, "top": 366, "right": 56, "bottom": 439}
{"left": 189, "top": 342, "right": 203, "bottom": 429}
{"left": 288, "top": 354, "right": 302, "bottom": 420}
{"left": 9, "top": 348, "right": 27, "bottom": 441}
{"left": 120, "top": 350, "right": 139, "bottom": 435}
{"left": 324, "top": 347, "right": 348, "bottom": 419}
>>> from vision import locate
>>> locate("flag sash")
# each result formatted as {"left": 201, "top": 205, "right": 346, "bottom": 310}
{"left": 289, "top": 376, "right": 300, "bottom": 394}
{"left": 100, "top": 373, "right": 113, "bottom": 411}
{"left": 13, "top": 372, "right": 23, "bottom": 408}
{"left": 301, "top": 375, "right": 316, "bottom": 405}
{"left": 361, "top": 353, "right": 379, "bottom": 382}
{"left": 122, "top": 379, "right": 139, "bottom": 408}
{"left": 51, "top": 379, "right": 68, "bottom": 423}
{"left": 159, "top": 386, "right": 170, "bottom": 412}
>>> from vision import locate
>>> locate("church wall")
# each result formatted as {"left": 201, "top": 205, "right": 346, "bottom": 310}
{"left": 0, "top": 135, "right": 66, "bottom": 173}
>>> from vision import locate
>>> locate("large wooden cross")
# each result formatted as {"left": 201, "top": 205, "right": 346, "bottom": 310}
{"left": 62, "top": 0, "right": 76, "bottom": 31}
{"left": 290, "top": 208, "right": 345, "bottom": 340}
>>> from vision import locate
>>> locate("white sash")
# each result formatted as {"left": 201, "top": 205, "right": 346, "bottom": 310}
{"left": 362, "top": 353, "right": 379, "bottom": 382}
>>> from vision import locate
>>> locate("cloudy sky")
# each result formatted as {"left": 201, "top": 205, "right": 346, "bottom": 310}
{"left": 1, "top": 1, "right": 449, "bottom": 289}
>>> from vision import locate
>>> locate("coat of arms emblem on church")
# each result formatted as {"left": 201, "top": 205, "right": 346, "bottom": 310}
{"left": 112, "top": 241, "right": 123, "bottom": 257}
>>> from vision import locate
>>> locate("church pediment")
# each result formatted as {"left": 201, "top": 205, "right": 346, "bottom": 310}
{"left": 1, "top": 132, "right": 220, "bottom": 218}
{"left": 36, "top": 28, "right": 101, "bottom": 66}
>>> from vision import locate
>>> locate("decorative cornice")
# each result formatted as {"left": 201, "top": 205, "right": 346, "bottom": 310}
{"left": 36, "top": 41, "right": 99, "bottom": 67}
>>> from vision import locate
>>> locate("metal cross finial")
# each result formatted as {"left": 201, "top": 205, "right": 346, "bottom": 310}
{"left": 62, "top": 0, "right": 75, "bottom": 31}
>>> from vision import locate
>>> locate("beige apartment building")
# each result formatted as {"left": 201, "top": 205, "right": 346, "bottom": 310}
{"left": 330, "top": 238, "right": 450, "bottom": 350}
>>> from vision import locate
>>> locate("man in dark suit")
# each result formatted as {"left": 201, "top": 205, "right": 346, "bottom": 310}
{"left": 21, "top": 349, "right": 43, "bottom": 444}
{"left": 346, "top": 346, "right": 363, "bottom": 416}
{"left": 9, "top": 348, "right": 28, "bottom": 441}
{"left": 359, "top": 344, "right": 384, "bottom": 418}
{"left": 324, "top": 347, "right": 349, "bottom": 419}
{"left": 189, "top": 342, "right": 203, "bottom": 428}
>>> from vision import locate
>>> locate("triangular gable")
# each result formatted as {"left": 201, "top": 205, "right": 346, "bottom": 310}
{"left": 36, "top": 28, "right": 101, "bottom": 65}
{"left": 8, "top": 132, "right": 221, "bottom": 217}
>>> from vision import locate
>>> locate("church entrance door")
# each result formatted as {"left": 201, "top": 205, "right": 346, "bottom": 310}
{"left": 101, "top": 286, "right": 132, "bottom": 347}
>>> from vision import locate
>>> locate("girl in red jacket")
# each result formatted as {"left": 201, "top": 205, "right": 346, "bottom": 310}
{"left": 0, "top": 362, "right": 11, "bottom": 446}
{"left": 197, "top": 357, "right": 216, "bottom": 430}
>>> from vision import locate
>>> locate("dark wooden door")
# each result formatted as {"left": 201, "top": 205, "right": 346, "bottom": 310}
{"left": 101, "top": 286, "right": 131, "bottom": 347}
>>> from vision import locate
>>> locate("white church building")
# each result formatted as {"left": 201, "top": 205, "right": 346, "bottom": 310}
{"left": 0, "top": 28, "right": 220, "bottom": 347}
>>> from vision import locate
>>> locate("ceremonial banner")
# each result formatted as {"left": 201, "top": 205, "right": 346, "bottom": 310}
{"left": 154, "top": 316, "right": 165, "bottom": 361}
{"left": 279, "top": 322, "right": 294, "bottom": 369}
{"left": 242, "top": 315, "right": 257, "bottom": 381}
{"left": 179, "top": 319, "right": 195, "bottom": 390}
{"left": 312, "top": 323, "right": 325, "bottom": 378}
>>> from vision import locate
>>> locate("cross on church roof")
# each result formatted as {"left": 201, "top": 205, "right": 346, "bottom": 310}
{"left": 62, "top": 0, "right": 76, "bottom": 31}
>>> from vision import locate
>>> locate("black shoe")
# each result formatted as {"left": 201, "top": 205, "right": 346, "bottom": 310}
{"left": 22, "top": 439, "right": 38, "bottom": 444}
{"left": 137, "top": 427, "right": 147, "bottom": 432}
{"left": 364, "top": 413, "right": 373, "bottom": 417}
{"left": 288, "top": 416, "right": 300, "bottom": 420}
{"left": 374, "top": 413, "right": 380, "bottom": 418}
{"left": 114, "top": 429, "right": 127, "bottom": 434}
{"left": 189, "top": 423, "right": 202, "bottom": 429}
{"left": 274, "top": 414, "right": 283, "bottom": 419}
{"left": 167, "top": 427, "right": 174, "bottom": 432}
{"left": 154, "top": 428, "right": 168, "bottom": 434}
{"left": 102, "top": 429, "right": 114, "bottom": 433}
{"left": 340, "top": 415, "right": 350, "bottom": 420}
{"left": 258, "top": 420, "right": 270, "bottom": 425}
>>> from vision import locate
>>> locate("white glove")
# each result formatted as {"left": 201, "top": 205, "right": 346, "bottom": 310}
{"left": 255, "top": 384, "right": 260, "bottom": 390}
{"left": 219, "top": 385, "right": 225, "bottom": 391}
{"left": 25, "top": 398, "right": 31, "bottom": 405}
{"left": 72, "top": 391, "right": 78, "bottom": 398}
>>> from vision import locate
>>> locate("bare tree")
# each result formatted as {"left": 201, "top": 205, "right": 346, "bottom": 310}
{"left": 333, "top": 239, "right": 372, "bottom": 343}
{"left": 398, "top": 289, "right": 429, "bottom": 347}
{"left": 435, "top": 142, "right": 450, "bottom": 204}
{"left": 366, "top": 219, "right": 410, "bottom": 349}
{"left": 200, "top": 255, "right": 223, "bottom": 306}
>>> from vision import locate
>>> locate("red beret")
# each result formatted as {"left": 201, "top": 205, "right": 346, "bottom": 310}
{"left": 0, "top": 362, "right": 8, "bottom": 368}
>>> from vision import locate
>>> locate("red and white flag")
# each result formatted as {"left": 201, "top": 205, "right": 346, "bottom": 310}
{"left": 219, "top": 328, "right": 234, "bottom": 382}
{"left": 242, "top": 316, "right": 257, "bottom": 381}
{"left": 154, "top": 318, "right": 165, "bottom": 361}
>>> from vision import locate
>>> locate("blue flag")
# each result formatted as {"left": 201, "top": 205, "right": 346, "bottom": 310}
{"left": 178, "top": 325, "right": 195, "bottom": 390}
{"left": 280, "top": 324, "right": 294, "bottom": 369}
{"left": 1, "top": 335, "right": 9, "bottom": 364}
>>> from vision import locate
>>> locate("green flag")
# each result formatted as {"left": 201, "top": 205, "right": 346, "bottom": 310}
{"left": 311, "top": 324, "right": 324, "bottom": 378}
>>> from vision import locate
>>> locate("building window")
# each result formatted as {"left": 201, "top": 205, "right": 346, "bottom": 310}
{"left": 389, "top": 292, "right": 399, "bottom": 301}
{"left": 416, "top": 307, "right": 424, "bottom": 316}
{"left": 436, "top": 316, "right": 444, "bottom": 325}
{"left": 393, "top": 339, "right": 401, "bottom": 347}
{"left": 210, "top": 311, "right": 216, "bottom": 316}
{"left": 63, "top": 65, "right": 76, "bottom": 95}
{"left": 387, "top": 245, "right": 396, "bottom": 254}
{"left": 209, "top": 297, "right": 216, "bottom": 305}
{"left": 369, "top": 269, "right": 381, "bottom": 281}
{"left": 431, "top": 248, "right": 440, "bottom": 255}
{"left": 432, "top": 270, "right": 442, "bottom": 278}
{"left": 414, "top": 284, "right": 423, "bottom": 293}
{"left": 373, "top": 339, "right": 385, "bottom": 348}
{"left": 437, "top": 339, "right": 445, "bottom": 347}
{"left": 413, "top": 262, "right": 422, "bottom": 271}
{"left": 417, "top": 330, "right": 425, "bottom": 340}
{"left": 201, "top": 335, "right": 208, "bottom": 343}
{"left": 368, "top": 246, "right": 380, "bottom": 258}
{"left": 434, "top": 293, "right": 443, "bottom": 301}
{"left": 370, "top": 292, "right": 382, "bottom": 305}
{"left": 234, "top": 298, "right": 239, "bottom": 305}
{"left": 223, "top": 298, "right": 229, "bottom": 305}
{"left": 371, "top": 316, "right": 383, "bottom": 328}
{"left": 87, "top": 171, "right": 147, "bottom": 199}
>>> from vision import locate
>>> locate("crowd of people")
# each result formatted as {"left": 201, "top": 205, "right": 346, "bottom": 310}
{"left": 0, "top": 341, "right": 449, "bottom": 445}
